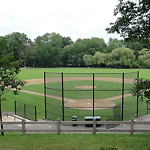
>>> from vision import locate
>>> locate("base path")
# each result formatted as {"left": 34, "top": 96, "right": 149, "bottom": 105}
{"left": 24, "top": 77, "right": 134, "bottom": 85}
{"left": 21, "top": 89, "right": 132, "bottom": 110}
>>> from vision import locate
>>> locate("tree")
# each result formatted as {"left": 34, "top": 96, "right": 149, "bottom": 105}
{"left": 5, "top": 32, "right": 32, "bottom": 67}
{"left": 138, "top": 48, "right": 150, "bottom": 68}
{"left": 131, "top": 78, "right": 150, "bottom": 100}
{"left": 62, "top": 37, "right": 106, "bottom": 67}
{"left": 110, "top": 47, "right": 136, "bottom": 68}
{"left": 0, "top": 36, "right": 25, "bottom": 136}
{"left": 62, "top": 36, "right": 73, "bottom": 47}
{"left": 31, "top": 33, "right": 63, "bottom": 67}
{"left": 123, "top": 38, "right": 150, "bottom": 58}
{"left": 83, "top": 54, "right": 93, "bottom": 67}
{"left": 93, "top": 52, "right": 106, "bottom": 67}
{"left": 106, "top": 0, "right": 150, "bottom": 41}
{"left": 105, "top": 38, "right": 125, "bottom": 53}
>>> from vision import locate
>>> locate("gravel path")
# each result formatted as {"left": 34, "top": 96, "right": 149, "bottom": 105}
{"left": 2, "top": 113, "right": 150, "bottom": 134}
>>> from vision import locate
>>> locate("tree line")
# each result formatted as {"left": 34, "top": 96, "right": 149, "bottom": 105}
{"left": 1, "top": 32, "right": 150, "bottom": 68}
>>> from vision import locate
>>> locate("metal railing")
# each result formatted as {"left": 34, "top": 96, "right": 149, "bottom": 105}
{"left": 14, "top": 101, "right": 37, "bottom": 121}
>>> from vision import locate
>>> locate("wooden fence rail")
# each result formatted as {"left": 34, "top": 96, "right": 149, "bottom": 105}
{"left": 0, "top": 118, "right": 150, "bottom": 136}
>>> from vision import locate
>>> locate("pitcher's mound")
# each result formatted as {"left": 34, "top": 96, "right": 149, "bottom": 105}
{"left": 75, "top": 86, "right": 96, "bottom": 89}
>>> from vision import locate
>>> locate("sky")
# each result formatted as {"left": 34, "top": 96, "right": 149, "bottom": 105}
{"left": 0, "top": 0, "right": 121, "bottom": 42}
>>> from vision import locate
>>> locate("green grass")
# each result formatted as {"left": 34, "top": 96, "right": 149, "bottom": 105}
{"left": 0, "top": 134, "right": 150, "bottom": 150}
{"left": 22, "top": 80, "right": 132, "bottom": 99}
{"left": 2, "top": 91, "right": 45, "bottom": 119}
{"left": 19, "top": 67, "right": 150, "bottom": 79}
{"left": 3, "top": 89, "right": 147, "bottom": 121}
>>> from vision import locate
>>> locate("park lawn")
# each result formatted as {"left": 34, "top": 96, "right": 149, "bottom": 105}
{"left": 18, "top": 68, "right": 150, "bottom": 80}
{"left": 0, "top": 133, "right": 150, "bottom": 150}
{"left": 2, "top": 91, "right": 45, "bottom": 119}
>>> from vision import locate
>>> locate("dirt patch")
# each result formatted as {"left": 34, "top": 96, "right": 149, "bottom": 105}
{"left": 24, "top": 77, "right": 134, "bottom": 85}
{"left": 58, "top": 93, "right": 131, "bottom": 110}
{"left": 23, "top": 77, "right": 134, "bottom": 110}
{"left": 24, "top": 79, "right": 44, "bottom": 85}
{"left": 75, "top": 86, "right": 96, "bottom": 89}
{"left": 21, "top": 89, "right": 132, "bottom": 110}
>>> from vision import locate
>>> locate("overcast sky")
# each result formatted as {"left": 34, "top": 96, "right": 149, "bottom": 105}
{"left": 0, "top": 0, "right": 121, "bottom": 42}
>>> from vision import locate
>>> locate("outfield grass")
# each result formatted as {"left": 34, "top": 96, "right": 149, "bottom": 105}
{"left": 0, "top": 133, "right": 150, "bottom": 150}
{"left": 19, "top": 68, "right": 150, "bottom": 79}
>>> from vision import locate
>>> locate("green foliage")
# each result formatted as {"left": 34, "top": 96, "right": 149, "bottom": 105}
{"left": 63, "top": 37, "right": 106, "bottom": 67}
{"left": 5, "top": 32, "right": 32, "bottom": 67}
{"left": 0, "top": 36, "right": 25, "bottom": 100}
{"left": 110, "top": 47, "right": 135, "bottom": 68}
{"left": 131, "top": 78, "right": 150, "bottom": 100}
{"left": 93, "top": 51, "right": 106, "bottom": 67}
{"left": 105, "top": 38, "right": 125, "bottom": 53}
{"left": 83, "top": 54, "right": 93, "bottom": 67}
{"left": 106, "top": 0, "right": 150, "bottom": 41}
{"left": 1, "top": 31, "right": 150, "bottom": 68}
{"left": 138, "top": 48, "right": 150, "bottom": 68}
{"left": 30, "top": 33, "right": 63, "bottom": 67}
{"left": 124, "top": 40, "right": 150, "bottom": 58}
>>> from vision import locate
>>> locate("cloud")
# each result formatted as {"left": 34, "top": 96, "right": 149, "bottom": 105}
{"left": 0, "top": 0, "right": 121, "bottom": 42}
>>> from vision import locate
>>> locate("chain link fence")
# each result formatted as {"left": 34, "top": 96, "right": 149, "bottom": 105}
{"left": 44, "top": 71, "right": 148, "bottom": 121}
{"left": 14, "top": 100, "right": 37, "bottom": 121}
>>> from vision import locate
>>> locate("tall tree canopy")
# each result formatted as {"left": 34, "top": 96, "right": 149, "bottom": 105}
{"left": 138, "top": 48, "right": 150, "bottom": 68}
{"left": 5, "top": 32, "right": 32, "bottom": 67}
{"left": 30, "top": 33, "right": 64, "bottom": 67}
{"left": 0, "top": 36, "right": 24, "bottom": 135}
{"left": 63, "top": 38, "right": 106, "bottom": 67}
{"left": 0, "top": 36, "right": 25, "bottom": 100}
{"left": 110, "top": 47, "right": 136, "bottom": 68}
{"left": 131, "top": 78, "right": 150, "bottom": 100}
{"left": 1, "top": 31, "right": 150, "bottom": 68}
{"left": 106, "top": 0, "right": 150, "bottom": 41}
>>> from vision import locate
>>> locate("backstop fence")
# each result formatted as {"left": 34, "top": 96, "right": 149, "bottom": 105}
{"left": 14, "top": 100, "right": 37, "bottom": 121}
{"left": 44, "top": 71, "right": 148, "bottom": 121}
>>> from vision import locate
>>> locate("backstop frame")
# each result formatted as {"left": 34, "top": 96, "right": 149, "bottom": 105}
{"left": 44, "top": 71, "right": 140, "bottom": 121}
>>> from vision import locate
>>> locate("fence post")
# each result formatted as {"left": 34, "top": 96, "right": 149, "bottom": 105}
{"left": 93, "top": 73, "right": 95, "bottom": 117}
{"left": 35, "top": 106, "right": 37, "bottom": 121}
{"left": 44, "top": 72, "right": 47, "bottom": 119}
{"left": 136, "top": 71, "right": 139, "bottom": 117}
{"left": 61, "top": 73, "right": 65, "bottom": 121}
{"left": 14, "top": 101, "right": 17, "bottom": 115}
{"left": 130, "top": 118, "right": 134, "bottom": 136}
{"left": 24, "top": 104, "right": 26, "bottom": 118}
{"left": 121, "top": 73, "right": 125, "bottom": 121}
{"left": 93, "top": 118, "right": 96, "bottom": 134}
{"left": 57, "top": 118, "right": 61, "bottom": 135}
{"left": 22, "top": 120, "right": 26, "bottom": 136}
